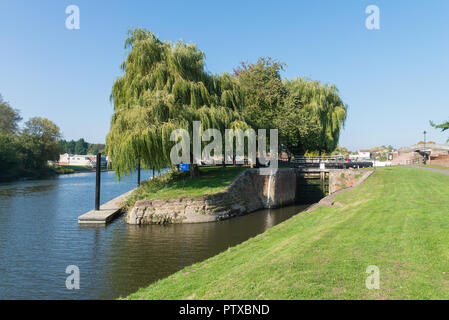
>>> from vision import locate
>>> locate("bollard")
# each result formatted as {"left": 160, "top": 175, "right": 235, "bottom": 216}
{"left": 95, "top": 153, "right": 101, "bottom": 211}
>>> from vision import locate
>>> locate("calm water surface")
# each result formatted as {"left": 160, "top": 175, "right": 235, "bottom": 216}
{"left": 0, "top": 171, "right": 307, "bottom": 299}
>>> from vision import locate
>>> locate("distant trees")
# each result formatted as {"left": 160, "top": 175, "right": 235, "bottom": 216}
{"left": 0, "top": 134, "right": 21, "bottom": 179}
{"left": 87, "top": 143, "right": 105, "bottom": 155}
{"left": 74, "top": 138, "right": 88, "bottom": 155}
{"left": 0, "top": 95, "right": 22, "bottom": 135}
{"left": 0, "top": 98, "right": 63, "bottom": 181}
{"left": 59, "top": 139, "right": 76, "bottom": 154}
{"left": 59, "top": 139, "right": 105, "bottom": 155}
{"left": 19, "top": 117, "right": 61, "bottom": 171}
{"left": 331, "top": 146, "right": 351, "bottom": 157}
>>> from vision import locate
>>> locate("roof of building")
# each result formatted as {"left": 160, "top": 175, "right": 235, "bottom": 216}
{"left": 400, "top": 143, "right": 449, "bottom": 152}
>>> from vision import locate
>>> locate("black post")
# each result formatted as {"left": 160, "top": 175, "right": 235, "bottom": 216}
{"left": 95, "top": 153, "right": 101, "bottom": 211}
{"left": 137, "top": 159, "right": 141, "bottom": 186}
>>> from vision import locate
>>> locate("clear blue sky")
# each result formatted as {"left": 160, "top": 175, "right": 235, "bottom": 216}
{"left": 0, "top": 0, "right": 448, "bottom": 151}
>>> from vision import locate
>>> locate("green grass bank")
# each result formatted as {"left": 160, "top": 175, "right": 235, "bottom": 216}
{"left": 126, "top": 166, "right": 449, "bottom": 299}
{"left": 419, "top": 164, "right": 449, "bottom": 171}
{"left": 125, "top": 166, "right": 247, "bottom": 208}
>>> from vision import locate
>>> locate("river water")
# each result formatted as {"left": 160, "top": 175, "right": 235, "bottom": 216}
{"left": 0, "top": 171, "right": 308, "bottom": 299}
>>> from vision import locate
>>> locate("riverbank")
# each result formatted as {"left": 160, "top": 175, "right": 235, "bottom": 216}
{"left": 126, "top": 166, "right": 449, "bottom": 299}
{"left": 124, "top": 166, "right": 247, "bottom": 208}
{"left": 0, "top": 169, "right": 162, "bottom": 299}
{"left": 125, "top": 166, "right": 371, "bottom": 225}
{"left": 0, "top": 166, "right": 60, "bottom": 183}
{"left": 0, "top": 165, "right": 111, "bottom": 183}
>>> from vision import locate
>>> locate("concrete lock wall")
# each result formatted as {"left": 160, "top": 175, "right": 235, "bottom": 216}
{"left": 126, "top": 168, "right": 370, "bottom": 225}
{"left": 127, "top": 168, "right": 299, "bottom": 225}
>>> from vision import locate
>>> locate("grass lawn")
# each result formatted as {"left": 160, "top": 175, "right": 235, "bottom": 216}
{"left": 419, "top": 164, "right": 449, "bottom": 171}
{"left": 126, "top": 166, "right": 449, "bottom": 299}
{"left": 125, "top": 166, "right": 247, "bottom": 207}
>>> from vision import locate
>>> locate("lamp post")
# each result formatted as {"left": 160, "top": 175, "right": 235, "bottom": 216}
{"left": 423, "top": 131, "right": 427, "bottom": 164}
{"left": 423, "top": 131, "right": 427, "bottom": 149}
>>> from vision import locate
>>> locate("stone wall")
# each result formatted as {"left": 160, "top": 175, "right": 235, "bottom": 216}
{"left": 328, "top": 169, "right": 371, "bottom": 194}
{"left": 127, "top": 168, "right": 298, "bottom": 225}
{"left": 127, "top": 167, "right": 372, "bottom": 225}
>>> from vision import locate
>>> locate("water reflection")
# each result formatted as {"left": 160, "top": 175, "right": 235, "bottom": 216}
{"left": 102, "top": 205, "right": 307, "bottom": 299}
{"left": 0, "top": 171, "right": 307, "bottom": 299}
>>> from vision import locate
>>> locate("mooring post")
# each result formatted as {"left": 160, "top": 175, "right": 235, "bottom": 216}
{"left": 137, "top": 159, "right": 141, "bottom": 186}
{"left": 95, "top": 153, "right": 101, "bottom": 211}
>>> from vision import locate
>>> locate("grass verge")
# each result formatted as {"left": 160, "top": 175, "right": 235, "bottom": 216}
{"left": 419, "top": 164, "right": 449, "bottom": 171}
{"left": 125, "top": 166, "right": 449, "bottom": 299}
{"left": 125, "top": 166, "right": 247, "bottom": 208}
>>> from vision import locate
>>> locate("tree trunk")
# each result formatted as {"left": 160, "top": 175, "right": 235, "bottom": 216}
{"left": 189, "top": 153, "right": 200, "bottom": 178}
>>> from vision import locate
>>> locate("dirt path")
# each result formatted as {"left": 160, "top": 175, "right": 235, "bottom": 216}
{"left": 409, "top": 165, "right": 449, "bottom": 175}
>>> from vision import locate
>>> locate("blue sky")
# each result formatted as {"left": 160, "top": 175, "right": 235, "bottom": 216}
{"left": 0, "top": 0, "right": 448, "bottom": 151}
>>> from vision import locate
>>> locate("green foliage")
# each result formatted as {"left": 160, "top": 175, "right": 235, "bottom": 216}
{"left": 431, "top": 120, "right": 449, "bottom": 142}
{"left": 107, "top": 28, "right": 245, "bottom": 179}
{"left": 125, "top": 166, "right": 246, "bottom": 207}
{"left": 0, "top": 110, "right": 62, "bottom": 181}
{"left": 0, "top": 133, "right": 21, "bottom": 180}
{"left": 276, "top": 78, "right": 322, "bottom": 155}
{"left": 74, "top": 138, "right": 88, "bottom": 155}
{"left": 59, "top": 139, "right": 105, "bottom": 155}
{"left": 332, "top": 146, "right": 351, "bottom": 157}
{"left": 87, "top": 143, "right": 105, "bottom": 155}
{"left": 106, "top": 29, "right": 349, "bottom": 179}
{"left": 236, "top": 57, "right": 286, "bottom": 130}
{"left": 280, "top": 78, "right": 347, "bottom": 155}
{"left": 235, "top": 64, "right": 347, "bottom": 156}
{"left": 19, "top": 117, "right": 61, "bottom": 171}
{"left": 127, "top": 167, "right": 449, "bottom": 300}
{"left": 0, "top": 95, "right": 22, "bottom": 135}
{"left": 59, "top": 139, "right": 76, "bottom": 154}
{"left": 51, "top": 166, "right": 75, "bottom": 174}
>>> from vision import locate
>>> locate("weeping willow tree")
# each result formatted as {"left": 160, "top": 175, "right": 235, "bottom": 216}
{"left": 235, "top": 59, "right": 347, "bottom": 157}
{"left": 106, "top": 28, "right": 246, "bottom": 179}
{"left": 308, "top": 80, "right": 348, "bottom": 154}
{"left": 278, "top": 77, "right": 348, "bottom": 156}
{"left": 107, "top": 30, "right": 348, "bottom": 179}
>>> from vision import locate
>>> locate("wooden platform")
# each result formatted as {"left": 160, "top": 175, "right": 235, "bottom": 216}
{"left": 78, "top": 189, "right": 135, "bottom": 224}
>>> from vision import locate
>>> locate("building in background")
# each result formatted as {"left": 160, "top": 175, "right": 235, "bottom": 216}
{"left": 392, "top": 143, "right": 449, "bottom": 166}
{"left": 58, "top": 153, "right": 107, "bottom": 167}
{"left": 349, "top": 149, "right": 371, "bottom": 161}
